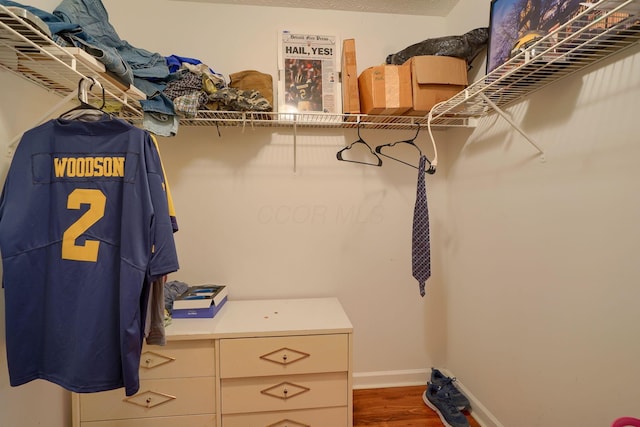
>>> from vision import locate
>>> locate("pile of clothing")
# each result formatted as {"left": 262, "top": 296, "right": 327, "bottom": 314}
{"left": 164, "top": 59, "right": 272, "bottom": 120}
{"left": 0, "top": 0, "right": 273, "bottom": 136}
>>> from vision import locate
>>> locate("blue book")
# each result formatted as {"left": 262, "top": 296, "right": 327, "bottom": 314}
{"left": 172, "top": 296, "right": 227, "bottom": 319}
{"left": 172, "top": 284, "right": 227, "bottom": 310}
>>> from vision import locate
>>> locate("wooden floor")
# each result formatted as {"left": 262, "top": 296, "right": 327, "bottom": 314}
{"left": 353, "top": 385, "right": 481, "bottom": 427}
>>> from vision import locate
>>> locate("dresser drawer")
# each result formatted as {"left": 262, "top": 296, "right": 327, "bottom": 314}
{"left": 140, "top": 340, "right": 215, "bottom": 379}
{"left": 79, "top": 377, "right": 215, "bottom": 421}
{"left": 219, "top": 334, "right": 348, "bottom": 378}
{"left": 222, "top": 406, "right": 348, "bottom": 427}
{"left": 221, "top": 372, "right": 347, "bottom": 414}
{"left": 79, "top": 414, "right": 215, "bottom": 427}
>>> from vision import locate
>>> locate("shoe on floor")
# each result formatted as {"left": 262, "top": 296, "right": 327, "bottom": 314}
{"left": 423, "top": 382, "right": 470, "bottom": 427}
{"left": 431, "top": 368, "right": 471, "bottom": 410}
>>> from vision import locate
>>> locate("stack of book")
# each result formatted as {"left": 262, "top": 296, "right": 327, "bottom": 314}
{"left": 171, "top": 284, "right": 228, "bottom": 319}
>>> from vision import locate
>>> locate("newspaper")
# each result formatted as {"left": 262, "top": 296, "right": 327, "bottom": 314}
{"left": 279, "top": 31, "right": 340, "bottom": 114}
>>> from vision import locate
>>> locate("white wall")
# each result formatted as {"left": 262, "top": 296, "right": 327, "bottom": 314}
{"left": 101, "top": 0, "right": 451, "bottom": 384}
{"left": 0, "top": 76, "right": 71, "bottom": 427}
{"left": 0, "top": 1, "right": 456, "bottom": 426}
{"left": 2, "top": 1, "right": 638, "bottom": 426}
{"left": 444, "top": 1, "right": 640, "bottom": 426}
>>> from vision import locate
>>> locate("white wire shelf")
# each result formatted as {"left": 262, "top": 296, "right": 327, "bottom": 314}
{"left": 169, "top": 110, "right": 472, "bottom": 130}
{"left": 430, "top": 0, "right": 640, "bottom": 124}
{"left": 0, "top": 4, "right": 468, "bottom": 131}
{"left": 1, "top": 1, "right": 639, "bottom": 132}
{"left": 0, "top": 5, "right": 145, "bottom": 119}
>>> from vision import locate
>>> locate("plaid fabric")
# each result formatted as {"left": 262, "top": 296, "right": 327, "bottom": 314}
{"left": 173, "top": 92, "right": 208, "bottom": 118}
{"left": 163, "top": 71, "right": 203, "bottom": 100}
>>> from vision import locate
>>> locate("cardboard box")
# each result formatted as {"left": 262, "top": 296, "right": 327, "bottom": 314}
{"left": 403, "top": 55, "right": 468, "bottom": 116}
{"left": 358, "top": 65, "right": 412, "bottom": 115}
{"left": 341, "top": 39, "right": 360, "bottom": 115}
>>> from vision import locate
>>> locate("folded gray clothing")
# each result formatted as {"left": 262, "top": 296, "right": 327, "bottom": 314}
{"left": 164, "top": 280, "right": 189, "bottom": 312}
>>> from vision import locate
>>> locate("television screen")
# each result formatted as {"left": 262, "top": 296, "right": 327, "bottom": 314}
{"left": 486, "top": 0, "right": 584, "bottom": 73}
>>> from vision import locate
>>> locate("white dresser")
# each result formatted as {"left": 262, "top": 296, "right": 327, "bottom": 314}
{"left": 71, "top": 297, "right": 353, "bottom": 427}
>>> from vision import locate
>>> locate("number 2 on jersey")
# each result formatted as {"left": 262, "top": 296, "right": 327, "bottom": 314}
{"left": 62, "top": 188, "right": 106, "bottom": 262}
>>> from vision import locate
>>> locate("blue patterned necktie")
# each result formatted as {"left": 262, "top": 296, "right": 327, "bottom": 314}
{"left": 412, "top": 155, "right": 431, "bottom": 297}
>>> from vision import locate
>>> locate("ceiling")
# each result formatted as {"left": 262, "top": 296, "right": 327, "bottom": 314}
{"left": 170, "top": 0, "right": 461, "bottom": 16}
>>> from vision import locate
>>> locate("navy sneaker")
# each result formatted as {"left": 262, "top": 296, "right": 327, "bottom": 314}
{"left": 431, "top": 368, "right": 471, "bottom": 410}
{"left": 423, "top": 382, "right": 470, "bottom": 427}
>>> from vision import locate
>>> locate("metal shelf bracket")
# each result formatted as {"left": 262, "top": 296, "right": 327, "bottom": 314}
{"left": 480, "top": 93, "right": 545, "bottom": 159}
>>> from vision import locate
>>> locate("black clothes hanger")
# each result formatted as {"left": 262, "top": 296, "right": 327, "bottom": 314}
{"left": 336, "top": 122, "right": 383, "bottom": 167}
{"left": 375, "top": 124, "right": 434, "bottom": 173}
{"left": 59, "top": 77, "right": 108, "bottom": 118}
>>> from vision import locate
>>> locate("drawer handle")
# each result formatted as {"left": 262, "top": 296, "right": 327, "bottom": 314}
{"left": 260, "top": 381, "right": 310, "bottom": 401}
{"left": 139, "top": 351, "right": 175, "bottom": 369}
{"left": 259, "top": 347, "right": 310, "bottom": 366}
{"left": 123, "top": 390, "right": 176, "bottom": 409}
{"left": 265, "top": 419, "right": 310, "bottom": 427}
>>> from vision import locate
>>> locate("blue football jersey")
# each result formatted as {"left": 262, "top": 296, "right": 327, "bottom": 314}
{"left": 0, "top": 116, "right": 179, "bottom": 396}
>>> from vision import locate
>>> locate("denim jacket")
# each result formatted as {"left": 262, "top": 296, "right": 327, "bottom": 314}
{"left": 2, "top": 0, "right": 178, "bottom": 134}
{"left": 53, "top": 0, "right": 170, "bottom": 89}
{"left": 0, "top": 0, "right": 79, "bottom": 36}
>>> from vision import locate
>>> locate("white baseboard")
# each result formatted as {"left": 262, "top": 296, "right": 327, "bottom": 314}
{"left": 353, "top": 368, "right": 429, "bottom": 389}
{"left": 353, "top": 368, "right": 504, "bottom": 427}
